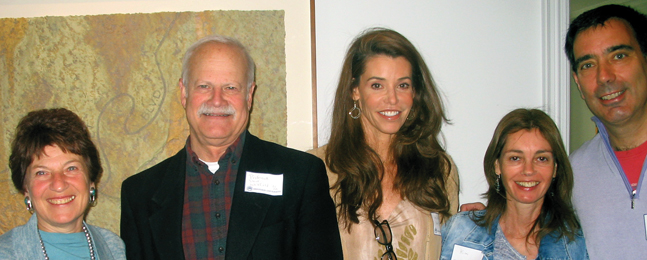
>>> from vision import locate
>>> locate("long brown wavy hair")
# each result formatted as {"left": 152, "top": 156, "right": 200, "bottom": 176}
{"left": 475, "top": 108, "right": 580, "bottom": 242}
{"left": 326, "top": 28, "right": 453, "bottom": 230}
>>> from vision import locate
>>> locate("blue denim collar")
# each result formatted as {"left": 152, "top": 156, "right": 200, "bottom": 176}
{"left": 462, "top": 211, "right": 574, "bottom": 259}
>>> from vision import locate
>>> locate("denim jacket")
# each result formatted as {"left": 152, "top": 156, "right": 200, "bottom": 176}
{"left": 441, "top": 210, "right": 588, "bottom": 260}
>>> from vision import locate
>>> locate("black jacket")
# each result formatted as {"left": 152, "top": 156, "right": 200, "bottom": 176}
{"left": 120, "top": 133, "right": 343, "bottom": 259}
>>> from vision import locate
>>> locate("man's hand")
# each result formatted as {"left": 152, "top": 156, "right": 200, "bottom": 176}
{"left": 460, "top": 202, "right": 485, "bottom": 212}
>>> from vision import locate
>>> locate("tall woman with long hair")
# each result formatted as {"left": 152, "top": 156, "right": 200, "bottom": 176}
{"left": 310, "top": 28, "right": 458, "bottom": 260}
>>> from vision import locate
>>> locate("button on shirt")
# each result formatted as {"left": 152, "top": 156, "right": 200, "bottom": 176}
{"left": 181, "top": 133, "right": 245, "bottom": 260}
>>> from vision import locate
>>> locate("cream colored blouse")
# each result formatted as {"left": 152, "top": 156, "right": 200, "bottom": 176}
{"left": 309, "top": 146, "right": 459, "bottom": 260}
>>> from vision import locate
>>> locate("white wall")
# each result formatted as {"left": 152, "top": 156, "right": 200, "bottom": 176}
{"left": 315, "top": 0, "right": 546, "bottom": 204}
{"left": 0, "top": 0, "right": 563, "bottom": 205}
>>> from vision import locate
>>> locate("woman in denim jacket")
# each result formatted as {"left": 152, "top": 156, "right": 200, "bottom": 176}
{"left": 441, "top": 109, "right": 588, "bottom": 260}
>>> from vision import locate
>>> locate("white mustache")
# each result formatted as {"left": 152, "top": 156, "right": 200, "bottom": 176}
{"left": 197, "top": 103, "right": 235, "bottom": 116}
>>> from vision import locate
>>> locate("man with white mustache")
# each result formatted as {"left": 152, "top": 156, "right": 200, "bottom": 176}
{"left": 198, "top": 103, "right": 236, "bottom": 117}
{"left": 120, "top": 35, "right": 343, "bottom": 260}
{"left": 565, "top": 4, "right": 647, "bottom": 259}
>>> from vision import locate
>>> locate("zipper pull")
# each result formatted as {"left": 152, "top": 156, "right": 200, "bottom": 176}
{"left": 632, "top": 190, "right": 636, "bottom": 209}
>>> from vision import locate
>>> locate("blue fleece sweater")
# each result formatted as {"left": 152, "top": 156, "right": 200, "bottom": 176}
{"left": 570, "top": 116, "right": 647, "bottom": 260}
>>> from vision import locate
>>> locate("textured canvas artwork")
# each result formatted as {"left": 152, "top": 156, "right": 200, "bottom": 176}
{"left": 0, "top": 10, "right": 287, "bottom": 235}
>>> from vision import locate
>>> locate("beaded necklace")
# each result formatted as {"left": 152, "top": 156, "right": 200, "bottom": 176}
{"left": 37, "top": 224, "right": 95, "bottom": 260}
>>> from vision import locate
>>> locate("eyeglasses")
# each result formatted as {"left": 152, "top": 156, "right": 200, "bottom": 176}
{"left": 373, "top": 219, "right": 397, "bottom": 260}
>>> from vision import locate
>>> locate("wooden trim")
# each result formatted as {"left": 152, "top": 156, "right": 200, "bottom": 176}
{"left": 310, "top": 0, "right": 318, "bottom": 148}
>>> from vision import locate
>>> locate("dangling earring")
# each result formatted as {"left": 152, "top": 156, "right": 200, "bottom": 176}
{"left": 495, "top": 174, "right": 501, "bottom": 193}
{"left": 89, "top": 187, "right": 97, "bottom": 206}
{"left": 349, "top": 100, "right": 361, "bottom": 119}
{"left": 24, "top": 196, "right": 33, "bottom": 214}
{"left": 550, "top": 165, "right": 557, "bottom": 197}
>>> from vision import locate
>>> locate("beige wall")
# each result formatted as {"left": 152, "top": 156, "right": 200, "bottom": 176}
{"left": 569, "top": 77, "right": 596, "bottom": 152}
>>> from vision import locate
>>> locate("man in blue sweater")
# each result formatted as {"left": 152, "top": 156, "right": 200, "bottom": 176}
{"left": 565, "top": 4, "right": 647, "bottom": 259}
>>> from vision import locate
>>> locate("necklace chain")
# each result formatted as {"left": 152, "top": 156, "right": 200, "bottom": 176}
{"left": 37, "top": 224, "right": 95, "bottom": 260}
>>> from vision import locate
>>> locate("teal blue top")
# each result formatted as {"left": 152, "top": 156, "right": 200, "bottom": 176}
{"left": 41, "top": 230, "right": 93, "bottom": 259}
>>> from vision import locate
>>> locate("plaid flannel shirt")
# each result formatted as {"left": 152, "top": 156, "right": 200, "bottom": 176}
{"left": 181, "top": 132, "right": 245, "bottom": 260}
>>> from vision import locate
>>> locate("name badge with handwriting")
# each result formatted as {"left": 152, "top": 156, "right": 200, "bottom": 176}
{"left": 451, "top": 245, "right": 484, "bottom": 260}
{"left": 431, "top": 212, "right": 441, "bottom": 236}
{"left": 245, "top": 171, "right": 283, "bottom": 196}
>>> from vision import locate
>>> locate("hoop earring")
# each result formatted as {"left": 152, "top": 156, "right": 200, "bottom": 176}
{"left": 89, "top": 187, "right": 97, "bottom": 206}
{"left": 495, "top": 174, "right": 501, "bottom": 193}
{"left": 24, "top": 196, "right": 33, "bottom": 214}
{"left": 349, "top": 100, "right": 361, "bottom": 119}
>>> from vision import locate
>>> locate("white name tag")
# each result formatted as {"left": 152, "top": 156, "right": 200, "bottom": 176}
{"left": 644, "top": 214, "right": 647, "bottom": 240}
{"left": 244, "top": 171, "right": 283, "bottom": 196}
{"left": 431, "top": 212, "right": 441, "bottom": 236}
{"left": 451, "top": 245, "right": 484, "bottom": 260}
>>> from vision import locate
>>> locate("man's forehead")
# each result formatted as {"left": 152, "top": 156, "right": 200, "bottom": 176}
{"left": 573, "top": 19, "right": 636, "bottom": 56}
{"left": 189, "top": 44, "right": 247, "bottom": 72}
{"left": 192, "top": 42, "right": 241, "bottom": 61}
